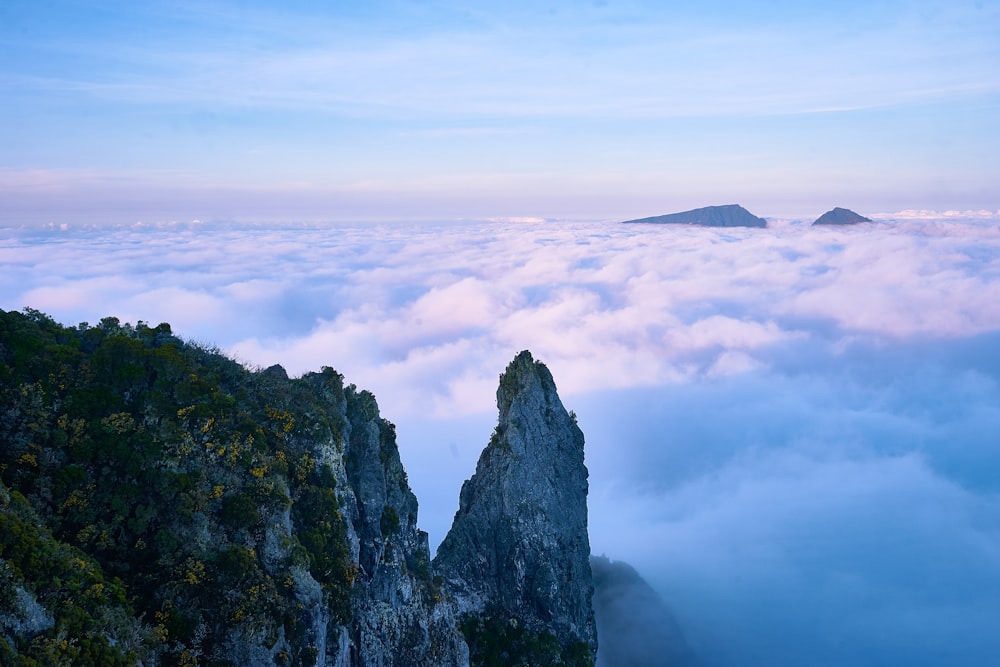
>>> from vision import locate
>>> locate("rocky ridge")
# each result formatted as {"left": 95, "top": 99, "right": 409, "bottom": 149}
{"left": 0, "top": 310, "right": 600, "bottom": 666}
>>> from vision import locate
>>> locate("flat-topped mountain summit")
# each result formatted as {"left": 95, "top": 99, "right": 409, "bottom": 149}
{"left": 622, "top": 204, "right": 767, "bottom": 228}
{"left": 812, "top": 207, "right": 871, "bottom": 225}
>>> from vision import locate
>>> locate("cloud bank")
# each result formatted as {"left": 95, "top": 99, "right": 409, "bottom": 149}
{"left": 2, "top": 215, "right": 999, "bottom": 666}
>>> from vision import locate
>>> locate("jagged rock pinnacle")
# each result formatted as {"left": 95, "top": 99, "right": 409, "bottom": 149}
{"left": 434, "top": 350, "right": 597, "bottom": 657}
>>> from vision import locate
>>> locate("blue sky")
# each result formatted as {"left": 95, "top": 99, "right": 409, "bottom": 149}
{"left": 2, "top": 0, "right": 999, "bottom": 223}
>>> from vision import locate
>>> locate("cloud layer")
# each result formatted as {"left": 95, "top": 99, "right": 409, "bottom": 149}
{"left": 2, "top": 215, "right": 999, "bottom": 665}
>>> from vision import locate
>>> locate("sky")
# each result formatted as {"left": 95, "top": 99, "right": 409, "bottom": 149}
{"left": 2, "top": 215, "right": 1000, "bottom": 666}
{"left": 2, "top": 0, "right": 1000, "bottom": 224}
{"left": 3, "top": 2, "right": 1000, "bottom": 665}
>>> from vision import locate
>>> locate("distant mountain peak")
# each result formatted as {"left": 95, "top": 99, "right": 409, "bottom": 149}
{"left": 621, "top": 204, "right": 767, "bottom": 228}
{"left": 812, "top": 207, "right": 871, "bottom": 225}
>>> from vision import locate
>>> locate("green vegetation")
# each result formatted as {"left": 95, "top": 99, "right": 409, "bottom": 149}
{"left": 0, "top": 484, "right": 138, "bottom": 666}
{"left": 1, "top": 308, "right": 597, "bottom": 666}
{"left": 380, "top": 505, "right": 400, "bottom": 536}
{"left": 460, "top": 613, "right": 594, "bottom": 667}
{"left": 290, "top": 469, "right": 354, "bottom": 624}
{"left": 0, "top": 308, "right": 355, "bottom": 666}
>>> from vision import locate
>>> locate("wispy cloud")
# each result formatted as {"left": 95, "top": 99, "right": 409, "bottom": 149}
{"left": 7, "top": 3, "right": 997, "bottom": 119}
{"left": 882, "top": 208, "right": 1000, "bottom": 220}
{"left": 2, "top": 2, "right": 997, "bottom": 225}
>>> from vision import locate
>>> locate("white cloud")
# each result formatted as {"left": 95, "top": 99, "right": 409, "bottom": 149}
{"left": 4, "top": 216, "right": 1000, "bottom": 666}
{"left": 6, "top": 218, "right": 1000, "bottom": 415}
{"left": 704, "top": 349, "right": 763, "bottom": 377}
{"left": 578, "top": 348, "right": 1000, "bottom": 666}
{"left": 407, "top": 277, "right": 500, "bottom": 336}
{"left": 22, "top": 277, "right": 138, "bottom": 316}
{"left": 666, "top": 316, "right": 798, "bottom": 352}
{"left": 883, "top": 209, "right": 1000, "bottom": 220}
{"left": 594, "top": 446, "right": 1000, "bottom": 666}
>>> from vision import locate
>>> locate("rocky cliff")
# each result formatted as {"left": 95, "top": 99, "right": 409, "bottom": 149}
{"left": 0, "top": 310, "right": 471, "bottom": 666}
{"left": 0, "top": 310, "right": 600, "bottom": 667}
{"left": 435, "top": 351, "right": 597, "bottom": 664}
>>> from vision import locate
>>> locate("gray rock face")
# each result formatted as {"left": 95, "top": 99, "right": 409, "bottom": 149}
{"left": 0, "top": 568, "right": 54, "bottom": 640}
{"left": 225, "top": 373, "right": 469, "bottom": 667}
{"left": 339, "top": 386, "right": 468, "bottom": 667}
{"left": 812, "top": 207, "right": 871, "bottom": 225}
{"left": 434, "top": 351, "right": 597, "bottom": 658}
{"left": 622, "top": 204, "right": 767, "bottom": 228}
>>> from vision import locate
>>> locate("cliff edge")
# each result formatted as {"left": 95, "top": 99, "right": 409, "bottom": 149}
{"left": 435, "top": 351, "right": 597, "bottom": 665}
{"left": 0, "top": 311, "right": 603, "bottom": 666}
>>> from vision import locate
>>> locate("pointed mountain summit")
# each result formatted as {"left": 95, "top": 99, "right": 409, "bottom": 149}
{"left": 434, "top": 350, "right": 597, "bottom": 662}
{"left": 622, "top": 204, "right": 767, "bottom": 228}
{"left": 812, "top": 207, "right": 871, "bottom": 225}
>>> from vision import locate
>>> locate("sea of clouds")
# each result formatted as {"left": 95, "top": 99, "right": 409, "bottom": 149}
{"left": 3, "top": 214, "right": 999, "bottom": 666}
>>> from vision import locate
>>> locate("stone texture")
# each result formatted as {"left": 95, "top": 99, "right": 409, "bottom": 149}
{"left": 434, "top": 350, "right": 597, "bottom": 657}
{"left": 0, "top": 574, "right": 54, "bottom": 640}
{"left": 0, "top": 327, "right": 601, "bottom": 666}
{"left": 340, "top": 386, "right": 467, "bottom": 667}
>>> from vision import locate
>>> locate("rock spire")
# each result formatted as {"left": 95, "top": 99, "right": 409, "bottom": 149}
{"left": 434, "top": 350, "right": 597, "bottom": 659}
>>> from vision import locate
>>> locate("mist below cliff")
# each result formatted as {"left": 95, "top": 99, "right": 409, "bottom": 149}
{"left": 4, "top": 216, "right": 1000, "bottom": 666}
{"left": 401, "top": 331, "right": 1000, "bottom": 667}
{"left": 576, "top": 333, "right": 1000, "bottom": 667}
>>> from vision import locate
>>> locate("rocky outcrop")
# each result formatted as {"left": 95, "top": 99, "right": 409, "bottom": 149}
{"left": 434, "top": 351, "right": 597, "bottom": 662}
{"left": 812, "top": 207, "right": 871, "bottom": 225}
{"left": 622, "top": 204, "right": 767, "bottom": 228}
{"left": 338, "top": 385, "right": 467, "bottom": 667}
{"left": 591, "top": 556, "right": 699, "bottom": 667}
{"left": 0, "top": 309, "right": 605, "bottom": 667}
